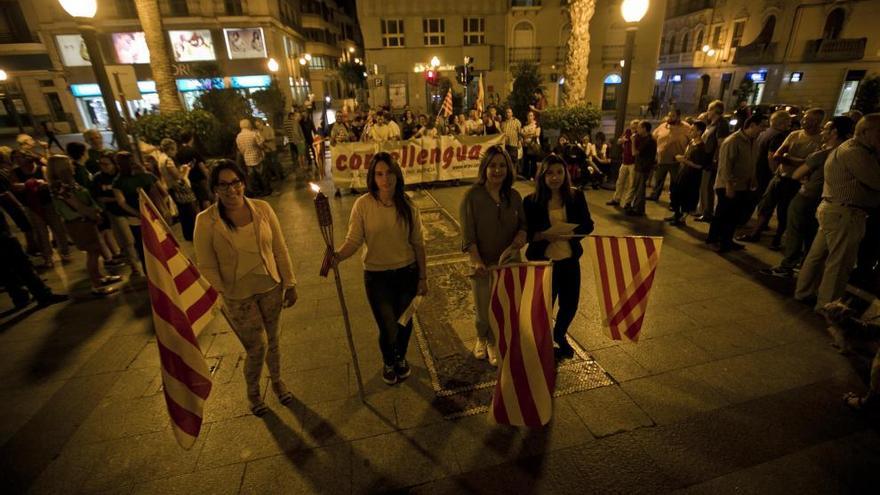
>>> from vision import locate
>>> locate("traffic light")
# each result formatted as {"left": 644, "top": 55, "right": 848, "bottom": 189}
{"left": 455, "top": 58, "right": 475, "bottom": 86}
{"left": 425, "top": 69, "right": 439, "bottom": 86}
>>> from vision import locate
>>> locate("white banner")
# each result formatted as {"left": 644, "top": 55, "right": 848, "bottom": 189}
{"left": 330, "top": 134, "right": 505, "bottom": 188}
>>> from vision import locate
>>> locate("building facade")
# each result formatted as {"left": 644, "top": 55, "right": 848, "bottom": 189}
{"left": 656, "top": 0, "right": 880, "bottom": 116}
{"left": 357, "top": 0, "right": 665, "bottom": 116}
{"left": 0, "top": 0, "right": 363, "bottom": 134}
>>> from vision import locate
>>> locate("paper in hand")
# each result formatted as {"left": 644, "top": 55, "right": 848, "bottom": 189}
{"left": 397, "top": 295, "right": 424, "bottom": 326}
{"left": 542, "top": 222, "right": 579, "bottom": 236}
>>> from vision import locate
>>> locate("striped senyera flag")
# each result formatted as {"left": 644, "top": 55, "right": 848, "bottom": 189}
{"left": 441, "top": 89, "right": 453, "bottom": 117}
{"left": 139, "top": 190, "right": 219, "bottom": 450}
{"left": 585, "top": 236, "right": 662, "bottom": 342}
{"left": 488, "top": 262, "right": 556, "bottom": 427}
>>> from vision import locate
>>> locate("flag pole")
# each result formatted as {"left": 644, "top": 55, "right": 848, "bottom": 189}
{"left": 310, "top": 183, "right": 367, "bottom": 403}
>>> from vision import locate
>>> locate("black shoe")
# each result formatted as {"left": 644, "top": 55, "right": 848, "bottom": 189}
{"left": 382, "top": 365, "right": 398, "bottom": 385}
{"left": 395, "top": 359, "right": 411, "bottom": 380}
{"left": 12, "top": 295, "right": 32, "bottom": 309}
{"left": 625, "top": 208, "right": 645, "bottom": 217}
{"left": 695, "top": 215, "right": 713, "bottom": 223}
{"left": 736, "top": 233, "right": 761, "bottom": 243}
{"left": 759, "top": 267, "right": 793, "bottom": 278}
{"left": 36, "top": 293, "right": 68, "bottom": 307}
{"left": 606, "top": 200, "right": 620, "bottom": 206}
{"left": 663, "top": 215, "right": 677, "bottom": 222}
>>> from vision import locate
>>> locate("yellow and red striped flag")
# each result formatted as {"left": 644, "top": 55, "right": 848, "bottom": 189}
{"left": 585, "top": 235, "right": 662, "bottom": 342}
{"left": 488, "top": 262, "right": 556, "bottom": 427}
{"left": 139, "top": 190, "right": 219, "bottom": 450}
{"left": 475, "top": 73, "right": 485, "bottom": 113}
{"left": 441, "top": 89, "right": 453, "bottom": 118}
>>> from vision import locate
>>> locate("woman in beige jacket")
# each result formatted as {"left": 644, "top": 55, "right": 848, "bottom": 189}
{"left": 193, "top": 160, "right": 298, "bottom": 416}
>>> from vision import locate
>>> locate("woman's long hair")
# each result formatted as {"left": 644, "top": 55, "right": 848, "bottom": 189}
{"left": 45, "top": 154, "right": 75, "bottom": 186}
{"left": 534, "top": 154, "right": 573, "bottom": 208}
{"left": 366, "top": 152, "right": 413, "bottom": 234}
{"left": 210, "top": 159, "right": 248, "bottom": 231}
{"left": 477, "top": 145, "right": 515, "bottom": 204}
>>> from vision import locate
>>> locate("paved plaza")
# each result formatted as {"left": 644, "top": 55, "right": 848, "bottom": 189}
{"left": 1, "top": 174, "right": 878, "bottom": 494}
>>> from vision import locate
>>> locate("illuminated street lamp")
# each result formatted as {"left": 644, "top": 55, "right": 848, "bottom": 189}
{"left": 57, "top": 0, "right": 131, "bottom": 152}
{"left": 299, "top": 57, "right": 307, "bottom": 65}
{"left": 430, "top": 56, "right": 440, "bottom": 68}
{"left": 267, "top": 58, "right": 280, "bottom": 73}
{"left": 348, "top": 47, "right": 355, "bottom": 53}
{"left": 304, "top": 53, "right": 312, "bottom": 62}
{"left": 614, "top": 0, "right": 649, "bottom": 141}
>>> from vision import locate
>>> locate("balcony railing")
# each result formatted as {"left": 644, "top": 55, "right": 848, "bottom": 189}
{"left": 511, "top": 0, "right": 542, "bottom": 7}
{"left": 733, "top": 42, "right": 777, "bottom": 65}
{"left": 0, "top": 32, "right": 36, "bottom": 44}
{"left": 509, "top": 47, "right": 540, "bottom": 63}
{"left": 802, "top": 38, "right": 867, "bottom": 62}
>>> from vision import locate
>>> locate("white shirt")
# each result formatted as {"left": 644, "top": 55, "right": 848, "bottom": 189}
{"left": 226, "top": 221, "right": 276, "bottom": 299}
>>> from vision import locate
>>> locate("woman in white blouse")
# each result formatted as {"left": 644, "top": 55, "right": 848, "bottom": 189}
{"left": 193, "top": 160, "right": 298, "bottom": 416}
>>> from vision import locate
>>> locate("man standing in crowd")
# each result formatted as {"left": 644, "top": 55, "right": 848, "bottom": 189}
{"left": 696, "top": 100, "right": 730, "bottom": 222}
{"left": 608, "top": 120, "right": 639, "bottom": 208}
{"left": 82, "top": 129, "right": 106, "bottom": 175}
{"left": 795, "top": 114, "right": 880, "bottom": 311}
{"left": 626, "top": 120, "right": 657, "bottom": 217}
{"left": 501, "top": 107, "right": 522, "bottom": 166}
{"left": 255, "top": 119, "right": 282, "bottom": 184}
{"left": 648, "top": 109, "right": 691, "bottom": 202}
{"left": 368, "top": 111, "right": 395, "bottom": 143}
{"left": 465, "top": 110, "right": 484, "bottom": 136}
{"left": 235, "top": 119, "right": 271, "bottom": 197}
{"left": 738, "top": 108, "right": 824, "bottom": 249}
{"left": 707, "top": 114, "right": 767, "bottom": 252}
{"left": 762, "top": 116, "right": 854, "bottom": 277}
{"left": 330, "top": 111, "right": 354, "bottom": 146}
{"left": 748, "top": 110, "right": 792, "bottom": 217}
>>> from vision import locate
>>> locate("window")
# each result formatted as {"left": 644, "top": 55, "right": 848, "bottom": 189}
{"left": 668, "top": 34, "right": 676, "bottom": 54}
{"left": 115, "top": 0, "right": 137, "bottom": 18}
{"left": 381, "top": 19, "right": 404, "bottom": 47}
{"left": 680, "top": 32, "right": 690, "bottom": 53}
{"left": 0, "top": 1, "right": 33, "bottom": 43}
{"left": 422, "top": 18, "right": 445, "bottom": 46}
{"left": 823, "top": 8, "right": 845, "bottom": 40}
{"left": 464, "top": 17, "right": 485, "bottom": 46}
{"left": 695, "top": 29, "right": 704, "bottom": 48}
{"left": 163, "top": 0, "right": 189, "bottom": 16}
{"left": 224, "top": 0, "right": 243, "bottom": 15}
{"left": 757, "top": 16, "right": 775, "bottom": 44}
{"left": 731, "top": 20, "right": 745, "bottom": 48}
{"left": 712, "top": 25, "right": 723, "bottom": 47}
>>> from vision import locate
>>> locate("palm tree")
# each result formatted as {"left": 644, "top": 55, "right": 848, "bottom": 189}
{"left": 134, "top": 0, "right": 183, "bottom": 112}
{"left": 562, "top": 0, "right": 596, "bottom": 107}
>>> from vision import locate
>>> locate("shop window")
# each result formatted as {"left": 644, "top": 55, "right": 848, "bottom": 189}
{"left": 381, "top": 19, "right": 404, "bottom": 47}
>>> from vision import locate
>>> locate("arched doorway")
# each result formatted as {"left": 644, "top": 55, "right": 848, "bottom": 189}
{"left": 602, "top": 73, "right": 622, "bottom": 110}
{"left": 698, "top": 74, "right": 711, "bottom": 112}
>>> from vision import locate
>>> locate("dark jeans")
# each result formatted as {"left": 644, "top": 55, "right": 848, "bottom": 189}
{"left": 708, "top": 189, "right": 750, "bottom": 248}
{"left": 754, "top": 175, "right": 801, "bottom": 243}
{"left": 551, "top": 257, "right": 581, "bottom": 346}
{"left": 0, "top": 234, "right": 52, "bottom": 304}
{"left": 176, "top": 201, "right": 197, "bottom": 241}
{"left": 629, "top": 170, "right": 649, "bottom": 214}
{"left": 130, "top": 225, "right": 145, "bottom": 271}
{"left": 522, "top": 152, "right": 540, "bottom": 180}
{"left": 364, "top": 263, "right": 419, "bottom": 366}
{"left": 246, "top": 163, "right": 272, "bottom": 196}
{"left": 779, "top": 193, "right": 819, "bottom": 269}
{"left": 670, "top": 166, "right": 702, "bottom": 217}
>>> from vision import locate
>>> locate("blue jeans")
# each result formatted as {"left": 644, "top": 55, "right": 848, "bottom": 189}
{"left": 364, "top": 263, "right": 419, "bottom": 366}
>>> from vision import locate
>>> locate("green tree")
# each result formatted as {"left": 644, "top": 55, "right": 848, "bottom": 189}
{"left": 507, "top": 62, "right": 544, "bottom": 122}
{"left": 338, "top": 61, "right": 366, "bottom": 97}
{"left": 193, "top": 88, "right": 251, "bottom": 156}
{"left": 540, "top": 104, "right": 602, "bottom": 142}
{"left": 134, "top": 0, "right": 182, "bottom": 112}
{"left": 853, "top": 75, "right": 880, "bottom": 115}
{"left": 251, "top": 82, "right": 287, "bottom": 128}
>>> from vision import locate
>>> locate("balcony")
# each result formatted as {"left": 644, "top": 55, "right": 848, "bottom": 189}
{"left": 802, "top": 38, "right": 867, "bottom": 62}
{"left": 509, "top": 47, "right": 540, "bottom": 63}
{"left": 511, "top": 0, "right": 542, "bottom": 7}
{"left": 733, "top": 42, "right": 777, "bottom": 65}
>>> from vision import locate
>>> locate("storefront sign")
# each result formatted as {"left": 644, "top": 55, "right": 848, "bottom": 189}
{"left": 56, "top": 34, "right": 91, "bottom": 67}
{"left": 177, "top": 78, "right": 224, "bottom": 91}
{"left": 223, "top": 28, "right": 267, "bottom": 60}
{"left": 330, "top": 134, "right": 504, "bottom": 188}
{"left": 231, "top": 75, "right": 271, "bottom": 89}
{"left": 71, "top": 81, "right": 156, "bottom": 98}
{"left": 169, "top": 30, "right": 216, "bottom": 62}
{"left": 112, "top": 32, "right": 150, "bottom": 64}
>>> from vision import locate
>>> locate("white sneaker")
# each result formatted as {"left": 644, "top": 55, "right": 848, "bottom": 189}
{"left": 473, "top": 338, "right": 487, "bottom": 360}
{"left": 486, "top": 345, "right": 499, "bottom": 367}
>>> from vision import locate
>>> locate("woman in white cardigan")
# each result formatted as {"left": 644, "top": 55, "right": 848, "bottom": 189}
{"left": 193, "top": 160, "right": 297, "bottom": 416}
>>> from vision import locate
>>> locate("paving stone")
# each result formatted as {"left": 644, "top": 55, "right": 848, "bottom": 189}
{"left": 589, "top": 345, "right": 652, "bottom": 382}
{"left": 130, "top": 464, "right": 245, "bottom": 495}
{"left": 619, "top": 334, "right": 714, "bottom": 374}
{"left": 681, "top": 321, "right": 778, "bottom": 360}
{"left": 566, "top": 385, "right": 654, "bottom": 437}
{"left": 351, "top": 428, "right": 459, "bottom": 493}
{"left": 519, "top": 396, "right": 596, "bottom": 456}
{"left": 68, "top": 393, "right": 170, "bottom": 445}
{"left": 27, "top": 438, "right": 109, "bottom": 494}
{"left": 676, "top": 297, "right": 761, "bottom": 328}
{"left": 197, "top": 410, "right": 306, "bottom": 469}
{"left": 240, "top": 443, "right": 351, "bottom": 495}
{"left": 283, "top": 363, "right": 353, "bottom": 405}
{"left": 298, "top": 394, "right": 398, "bottom": 447}
{"left": 620, "top": 368, "right": 732, "bottom": 425}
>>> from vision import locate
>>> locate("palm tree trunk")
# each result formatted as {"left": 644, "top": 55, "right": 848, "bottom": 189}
{"left": 135, "top": 0, "right": 183, "bottom": 113}
{"left": 563, "top": 0, "right": 596, "bottom": 107}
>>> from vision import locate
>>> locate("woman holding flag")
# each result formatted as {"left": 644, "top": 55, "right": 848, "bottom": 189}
{"left": 460, "top": 146, "right": 527, "bottom": 367}
{"left": 193, "top": 161, "right": 298, "bottom": 416}
{"left": 333, "top": 152, "right": 428, "bottom": 386}
{"left": 523, "top": 154, "right": 594, "bottom": 361}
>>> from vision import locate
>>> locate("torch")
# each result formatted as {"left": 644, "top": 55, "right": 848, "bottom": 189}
{"left": 310, "top": 182, "right": 366, "bottom": 403}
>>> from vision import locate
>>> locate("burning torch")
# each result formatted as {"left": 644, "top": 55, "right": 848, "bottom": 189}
{"left": 310, "top": 182, "right": 366, "bottom": 403}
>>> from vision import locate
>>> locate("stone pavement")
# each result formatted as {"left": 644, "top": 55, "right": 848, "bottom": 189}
{"left": 1, "top": 173, "right": 878, "bottom": 494}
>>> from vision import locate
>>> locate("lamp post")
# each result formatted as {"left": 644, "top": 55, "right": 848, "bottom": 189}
{"left": 0, "top": 69, "right": 24, "bottom": 133}
{"left": 58, "top": 0, "right": 131, "bottom": 152}
{"left": 614, "top": 0, "right": 649, "bottom": 140}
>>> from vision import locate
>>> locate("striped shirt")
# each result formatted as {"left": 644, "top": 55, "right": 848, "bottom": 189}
{"left": 500, "top": 117, "right": 522, "bottom": 147}
{"left": 821, "top": 138, "right": 880, "bottom": 209}
{"left": 235, "top": 129, "right": 265, "bottom": 167}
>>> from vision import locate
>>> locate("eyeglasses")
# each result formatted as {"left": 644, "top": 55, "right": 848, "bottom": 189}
{"left": 216, "top": 179, "right": 243, "bottom": 191}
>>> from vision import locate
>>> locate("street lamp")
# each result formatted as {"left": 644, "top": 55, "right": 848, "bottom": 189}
{"left": 267, "top": 58, "right": 280, "bottom": 73}
{"left": 58, "top": 0, "right": 131, "bottom": 152}
{"left": 430, "top": 56, "right": 440, "bottom": 68}
{"left": 614, "top": 0, "right": 649, "bottom": 141}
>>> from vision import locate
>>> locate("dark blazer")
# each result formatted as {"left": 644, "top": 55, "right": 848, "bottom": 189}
{"left": 523, "top": 190, "right": 594, "bottom": 261}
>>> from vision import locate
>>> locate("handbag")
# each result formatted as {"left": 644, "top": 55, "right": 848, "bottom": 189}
{"left": 169, "top": 180, "right": 197, "bottom": 205}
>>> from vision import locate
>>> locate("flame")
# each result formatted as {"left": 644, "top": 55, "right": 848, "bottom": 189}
{"left": 309, "top": 182, "right": 321, "bottom": 193}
